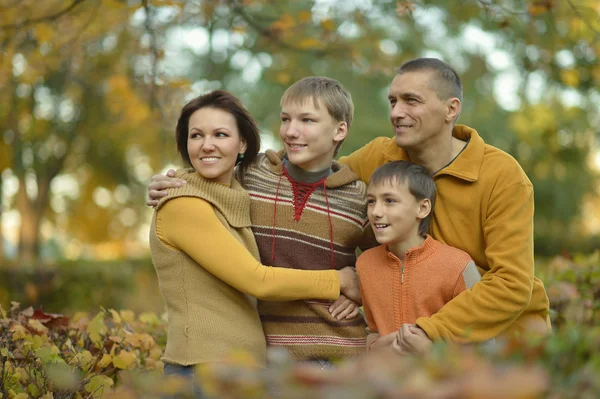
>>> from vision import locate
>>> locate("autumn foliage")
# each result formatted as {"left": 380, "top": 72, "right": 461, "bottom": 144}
{"left": 1, "top": 253, "right": 599, "bottom": 398}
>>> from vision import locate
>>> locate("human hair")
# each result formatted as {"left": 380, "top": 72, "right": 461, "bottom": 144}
{"left": 280, "top": 76, "right": 353, "bottom": 155}
{"left": 175, "top": 90, "right": 260, "bottom": 173}
{"left": 397, "top": 58, "right": 463, "bottom": 104}
{"left": 369, "top": 160, "right": 437, "bottom": 237}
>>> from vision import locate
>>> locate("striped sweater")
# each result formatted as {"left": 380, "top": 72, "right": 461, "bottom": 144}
{"left": 237, "top": 150, "right": 371, "bottom": 360}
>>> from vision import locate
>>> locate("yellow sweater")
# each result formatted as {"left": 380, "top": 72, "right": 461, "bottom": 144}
{"left": 340, "top": 125, "right": 551, "bottom": 342}
{"left": 150, "top": 170, "right": 340, "bottom": 366}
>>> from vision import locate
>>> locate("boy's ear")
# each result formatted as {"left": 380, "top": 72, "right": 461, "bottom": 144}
{"left": 333, "top": 121, "right": 348, "bottom": 143}
{"left": 417, "top": 198, "right": 432, "bottom": 219}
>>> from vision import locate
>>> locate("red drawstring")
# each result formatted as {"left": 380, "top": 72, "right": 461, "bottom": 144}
{"left": 322, "top": 183, "right": 335, "bottom": 269}
{"left": 271, "top": 172, "right": 284, "bottom": 261}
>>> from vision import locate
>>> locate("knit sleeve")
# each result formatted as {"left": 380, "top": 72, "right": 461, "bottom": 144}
{"left": 157, "top": 197, "right": 340, "bottom": 301}
{"left": 452, "top": 260, "right": 481, "bottom": 297}
{"left": 357, "top": 257, "right": 377, "bottom": 333}
{"left": 416, "top": 183, "right": 535, "bottom": 343}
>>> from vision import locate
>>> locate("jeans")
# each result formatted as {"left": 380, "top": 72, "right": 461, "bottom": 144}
{"left": 162, "top": 363, "right": 205, "bottom": 399}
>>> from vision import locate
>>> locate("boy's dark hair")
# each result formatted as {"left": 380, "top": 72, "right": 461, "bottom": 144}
{"left": 175, "top": 90, "right": 261, "bottom": 173}
{"left": 397, "top": 58, "right": 463, "bottom": 104}
{"left": 280, "top": 76, "right": 353, "bottom": 156}
{"left": 369, "top": 160, "right": 437, "bottom": 237}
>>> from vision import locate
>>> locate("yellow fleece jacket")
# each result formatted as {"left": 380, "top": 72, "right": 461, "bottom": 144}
{"left": 340, "top": 125, "right": 551, "bottom": 342}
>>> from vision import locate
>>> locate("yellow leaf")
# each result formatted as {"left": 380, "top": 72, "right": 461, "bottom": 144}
{"left": 298, "top": 38, "right": 323, "bottom": 49}
{"left": 139, "top": 312, "right": 160, "bottom": 326}
{"left": 68, "top": 350, "right": 94, "bottom": 372}
{"left": 113, "top": 350, "right": 136, "bottom": 369}
{"left": 109, "top": 309, "right": 122, "bottom": 324}
{"left": 298, "top": 11, "right": 312, "bottom": 23}
{"left": 149, "top": 347, "right": 163, "bottom": 360}
{"left": 271, "top": 14, "right": 296, "bottom": 32}
{"left": 28, "top": 319, "right": 48, "bottom": 334}
{"left": 560, "top": 69, "right": 580, "bottom": 87}
{"left": 320, "top": 19, "right": 336, "bottom": 32}
{"left": 276, "top": 72, "right": 291, "bottom": 85}
{"left": 87, "top": 312, "right": 107, "bottom": 347}
{"left": 119, "top": 310, "right": 135, "bottom": 323}
{"left": 15, "top": 367, "right": 29, "bottom": 383}
{"left": 10, "top": 324, "right": 28, "bottom": 340}
{"left": 85, "top": 375, "right": 114, "bottom": 398}
{"left": 97, "top": 353, "right": 113, "bottom": 368}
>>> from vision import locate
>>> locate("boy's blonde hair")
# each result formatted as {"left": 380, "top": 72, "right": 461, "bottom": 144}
{"left": 280, "top": 76, "right": 353, "bottom": 156}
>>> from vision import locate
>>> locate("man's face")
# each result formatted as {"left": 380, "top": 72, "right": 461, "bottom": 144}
{"left": 387, "top": 71, "right": 449, "bottom": 150}
{"left": 279, "top": 97, "right": 346, "bottom": 172}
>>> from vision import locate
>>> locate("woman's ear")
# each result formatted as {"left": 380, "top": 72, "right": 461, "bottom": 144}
{"left": 417, "top": 198, "right": 432, "bottom": 219}
{"left": 239, "top": 138, "right": 247, "bottom": 155}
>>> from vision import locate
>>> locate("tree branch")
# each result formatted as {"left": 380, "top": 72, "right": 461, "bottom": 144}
{"left": 565, "top": 0, "right": 600, "bottom": 37}
{"left": 228, "top": 0, "right": 349, "bottom": 56}
{"left": 0, "top": 0, "right": 89, "bottom": 30}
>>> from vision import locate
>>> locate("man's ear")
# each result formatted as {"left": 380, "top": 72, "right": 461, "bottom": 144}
{"left": 417, "top": 198, "right": 432, "bottom": 219}
{"left": 445, "top": 98, "right": 461, "bottom": 123}
{"left": 333, "top": 121, "right": 348, "bottom": 143}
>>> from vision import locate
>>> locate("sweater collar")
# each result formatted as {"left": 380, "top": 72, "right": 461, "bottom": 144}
{"left": 381, "top": 124, "right": 485, "bottom": 182}
{"left": 385, "top": 235, "right": 438, "bottom": 265}
{"left": 265, "top": 149, "right": 359, "bottom": 188}
{"left": 157, "top": 168, "right": 251, "bottom": 228}
{"left": 282, "top": 157, "right": 332, "bottom": 183}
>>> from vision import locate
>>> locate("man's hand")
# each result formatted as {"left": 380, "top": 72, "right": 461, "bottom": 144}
{"left": 336, "top": 267, "right": 362, "bottom": 304}
{"left": 146, "top": 169, "right": 187, "bottom": 207}
{"left": 393, "top": 324, "right": 433, "bottom": 357}
{"left": 329, "top": 294, "right": 360, "bottom": 320}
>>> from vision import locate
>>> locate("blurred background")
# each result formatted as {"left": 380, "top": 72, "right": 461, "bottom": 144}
{"left": 0, "top": 0, "right": 598, "bottom": 315}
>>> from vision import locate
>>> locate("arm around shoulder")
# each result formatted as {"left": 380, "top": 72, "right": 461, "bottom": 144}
{"left": 158, "top": 197, "right": 340, "bottom": 301}
{"left": 416, "top": 182, "right": 535, "bottom": 342}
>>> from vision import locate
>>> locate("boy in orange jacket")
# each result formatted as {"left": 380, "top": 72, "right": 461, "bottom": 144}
{"left": 357, "top": 160, "right": 481, "bottom": 355}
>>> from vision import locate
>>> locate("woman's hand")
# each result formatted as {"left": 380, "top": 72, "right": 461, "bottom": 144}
{"left": 146, "top": 169, "right": 187, "bottom": 207}
{"left": 336, "top": 267, "right": 362, "bottom": 304}
{"left": 328, "top": 294, "right": 361, "bottom": 320}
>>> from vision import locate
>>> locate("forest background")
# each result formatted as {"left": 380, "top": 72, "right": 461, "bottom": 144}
{"left": 0, "top": 1, "right": 599, "bottom": 397}
{"left": 0, "top": 0, "right": 599, "bottom": 315}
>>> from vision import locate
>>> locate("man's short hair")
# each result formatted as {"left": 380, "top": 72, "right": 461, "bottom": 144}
{"left": 280, "top": 76, "right": 353, "bottom": 156}
{"left": 397, "top": 58, "right": 463, "bottom": 103}
{"left": 369, "top": 160, "right": 437, "bottom": 237}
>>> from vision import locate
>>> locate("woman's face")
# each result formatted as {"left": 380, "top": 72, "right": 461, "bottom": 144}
{"left": 187, "top": 107, "right": 246, "bottom": 185}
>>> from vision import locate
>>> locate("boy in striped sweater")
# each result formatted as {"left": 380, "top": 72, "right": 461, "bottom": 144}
{"left": 357, "top": 161, "right": 482, "bottom": 356}
{"left": 236, "top": 77, "right": 373, "bottom": 364}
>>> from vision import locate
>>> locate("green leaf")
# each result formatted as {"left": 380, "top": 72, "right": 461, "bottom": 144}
{"left": 85, "top": 375, "right": 114, "bottom": 398}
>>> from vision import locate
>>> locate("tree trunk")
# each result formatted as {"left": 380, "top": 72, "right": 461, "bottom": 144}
{"left": 0, "top": 174, "right": 4, "bottom": 265}
{"left": 16, "top": 177, "right": 40, "bottom": 265}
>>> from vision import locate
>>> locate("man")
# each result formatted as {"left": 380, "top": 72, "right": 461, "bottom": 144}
{"left": 340, "top": 58, "right": 550, "bottom": 343}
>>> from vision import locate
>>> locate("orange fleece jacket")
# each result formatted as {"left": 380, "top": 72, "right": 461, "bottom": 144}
{"left": 357, "top": 236, "right": 480, "bottom": 346}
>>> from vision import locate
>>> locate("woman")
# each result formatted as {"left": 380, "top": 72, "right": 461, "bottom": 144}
{"left": 150, "top": 90, "right": 359, "bottom": 388}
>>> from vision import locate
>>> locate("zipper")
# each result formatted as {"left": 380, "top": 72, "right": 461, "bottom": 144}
{"left": 401, "top": 264, "right": 404, "bottom": 284}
